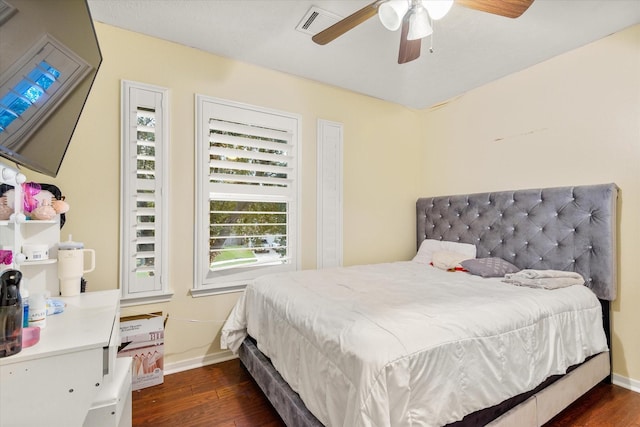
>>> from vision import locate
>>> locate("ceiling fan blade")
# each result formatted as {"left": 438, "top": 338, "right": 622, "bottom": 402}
{"left": 457, "top": 0, "right": 535, "bottom": 18}
{"left": 398, "top": 14, "right": 421, "bottom": 64}
{"left": 312, "top": 1, "right": 380, "bottom": 45}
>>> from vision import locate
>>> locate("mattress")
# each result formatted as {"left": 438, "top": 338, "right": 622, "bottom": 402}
{"left": 221, "top": 261, "right": 608, "bottom": 427}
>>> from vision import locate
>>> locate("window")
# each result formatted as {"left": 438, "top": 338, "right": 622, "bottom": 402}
{"left": 120, "top": 81, "right": 171, "bottom": 305}
{"left": 194, "top": 95, "right": 301, "bottom": 296}
{"left": 0, "top": 34, "right": 91, "bottom": 148}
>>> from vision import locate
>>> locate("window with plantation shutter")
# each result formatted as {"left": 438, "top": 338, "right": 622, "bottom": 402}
{"left": 120, "top": 81, "right": 171, "bottom": 305}
{"left": 194, "top": 95, "right": 300, "bottom": 295}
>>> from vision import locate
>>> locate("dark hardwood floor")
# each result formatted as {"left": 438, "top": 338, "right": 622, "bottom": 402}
{"left": 132, "top": 359, "right": 640, "bottom": 426}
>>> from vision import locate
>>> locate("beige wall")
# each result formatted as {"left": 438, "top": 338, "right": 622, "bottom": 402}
{"left": 418, "top": 25, "right": 640, "bottom": 381}
{"left": 25, "top": 21, "right": 639, "bottom": 383}
{"left": 25, "top": 22, "right": 423, "bottom": 368}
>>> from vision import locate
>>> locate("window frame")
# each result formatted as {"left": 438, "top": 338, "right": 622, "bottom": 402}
{"left": 193, "top": 95, "right": 301, "bottom": 296}
{"left": 120, "top": 80, "right": 172, "bottom": 306}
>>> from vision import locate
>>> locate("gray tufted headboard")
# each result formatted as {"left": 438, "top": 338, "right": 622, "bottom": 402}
{"left": 417, "top": 183, "right": 618, "bottom": 301}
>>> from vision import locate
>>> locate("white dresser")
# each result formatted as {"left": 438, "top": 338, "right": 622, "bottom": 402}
{"left": 0, "top": 290, "right": 131, "bottom": 427}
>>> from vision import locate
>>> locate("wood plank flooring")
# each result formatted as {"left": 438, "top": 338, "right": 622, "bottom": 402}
{"left": 132, "top": 359, "right": 640, "bottom": 427}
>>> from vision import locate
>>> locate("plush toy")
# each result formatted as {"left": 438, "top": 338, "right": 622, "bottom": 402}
{"left": 0, "top": 183, "right": 70, "bottom": 222}
{"left": 31, "top": 199, "right": 57, "bottom": 220}
{"left": 51, "top": 197, "right": 70, "bottom": 214}
{"left": 0, "top": 196, "right": 12, "bottom": 220}
{"left": 22, "top": 182, "right": 41, "bottom": 213}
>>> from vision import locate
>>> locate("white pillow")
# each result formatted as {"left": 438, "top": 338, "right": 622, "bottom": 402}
{"left": 412, "top": 239, "right": 476, "bottom": 265}
{"left": 431, "top": 251, "right": 471, "bottom": 271}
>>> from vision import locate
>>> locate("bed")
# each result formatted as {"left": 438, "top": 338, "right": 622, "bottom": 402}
{"left": 221, "top": 183, "right": 618, "bottom": 427}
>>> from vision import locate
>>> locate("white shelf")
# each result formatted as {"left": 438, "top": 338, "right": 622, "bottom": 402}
{"left": 18, "top": 258, "right": 57, "bottom": 266}
{"left": 0, "top": 219, "right": 57, "bottom": 225}
{"left": 0, "top": 196, "right": 61, "bottom": 295}
{"left": 24, "top": 219, "right": 59, "bottom": 224}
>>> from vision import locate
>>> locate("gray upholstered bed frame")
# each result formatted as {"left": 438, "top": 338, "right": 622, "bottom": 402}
{"left": 238, "top": 183, "right": 619, "bottom": 427}
{"left": 416, "top": 183, "right": 618, "bottom": 301}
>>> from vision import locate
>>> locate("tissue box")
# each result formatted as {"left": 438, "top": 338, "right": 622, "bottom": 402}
{"left": 117, "top": 314, "right": 164, "bottom": 391}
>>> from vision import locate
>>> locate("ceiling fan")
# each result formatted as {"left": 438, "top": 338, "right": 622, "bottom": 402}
{"left": 312, "top": 0, "right": 535, "bottom": 64}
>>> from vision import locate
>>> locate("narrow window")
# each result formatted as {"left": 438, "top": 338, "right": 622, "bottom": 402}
{"left": 120, "top": 81, "right": 171, "bottom": 305}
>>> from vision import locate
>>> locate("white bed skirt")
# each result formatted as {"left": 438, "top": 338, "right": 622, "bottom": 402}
{"left": 488, "top": 351, "right": 609, "bottom": 427}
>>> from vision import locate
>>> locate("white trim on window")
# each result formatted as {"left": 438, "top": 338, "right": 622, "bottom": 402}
{"left": 193, "top": 95, "right": 301, "bottom": 296}
{"left": 120, "top": 80, "right": 172, "bottom": 305}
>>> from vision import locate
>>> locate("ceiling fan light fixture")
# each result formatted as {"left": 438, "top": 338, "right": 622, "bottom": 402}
{"left": 378, "top": 0, "right": 410, "bottom": 31}
{"left": 422, "top": 0, "right": 454, "bottom": 20}
{"left": 407, "top": 6, "right": 432, "bottom": 40}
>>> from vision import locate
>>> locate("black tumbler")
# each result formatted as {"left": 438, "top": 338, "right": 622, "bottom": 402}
{"left": 0, "top": 269, "right": 23, "bottom": 358}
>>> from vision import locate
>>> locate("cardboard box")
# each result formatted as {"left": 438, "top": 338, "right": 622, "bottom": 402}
{"left": 118, "top": 314, "right": 164, "bottom": 391}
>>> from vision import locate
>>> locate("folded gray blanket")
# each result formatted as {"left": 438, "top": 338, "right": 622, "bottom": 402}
{"left": 503, "top": 269, "right": 585, "bottom": 289}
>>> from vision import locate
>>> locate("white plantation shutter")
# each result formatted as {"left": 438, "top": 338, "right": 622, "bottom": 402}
{"left": 208, "top": 119, "right": 294, "bottom": 195}
{"left": 194, "top": 96, "right": 301, "bottom": 295}
{"left": 317, "top": 119, "right": 343, "bottom": 269}
{"left": 120, "top": 81, "right": 171, "bottom": 304}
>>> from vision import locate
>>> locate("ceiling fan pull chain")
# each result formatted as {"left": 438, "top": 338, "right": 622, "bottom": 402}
{"left": 429, "top": 20, "right": 435, "bottom": 53}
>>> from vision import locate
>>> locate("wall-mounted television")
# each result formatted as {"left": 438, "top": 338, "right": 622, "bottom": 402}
{"left": 0, "top": 0, "right": 101, "bottom": 177}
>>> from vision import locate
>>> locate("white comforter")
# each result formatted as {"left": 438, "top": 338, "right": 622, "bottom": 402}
{"left": 221, "top": 262, "right": 608, "bottom": 427}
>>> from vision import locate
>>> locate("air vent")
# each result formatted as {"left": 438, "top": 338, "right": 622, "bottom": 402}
{"left": 295, "top": 6, "right": 341, "bottom": 36}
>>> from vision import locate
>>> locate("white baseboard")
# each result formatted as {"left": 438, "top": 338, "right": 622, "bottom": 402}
{"left": 612, "top": 373, "right": 640, "bottom": 393}
{"left": 163, "top": 350, "right": 237, "bottom": 376}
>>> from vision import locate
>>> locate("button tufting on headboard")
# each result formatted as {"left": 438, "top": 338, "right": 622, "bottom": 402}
{"left": 416, "top": 183, "right": 619, "bottom": 301}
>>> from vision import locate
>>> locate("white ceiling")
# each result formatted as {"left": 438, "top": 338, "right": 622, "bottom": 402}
{"left": 87, "top": 0, "right": 640, "bottom": 109}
